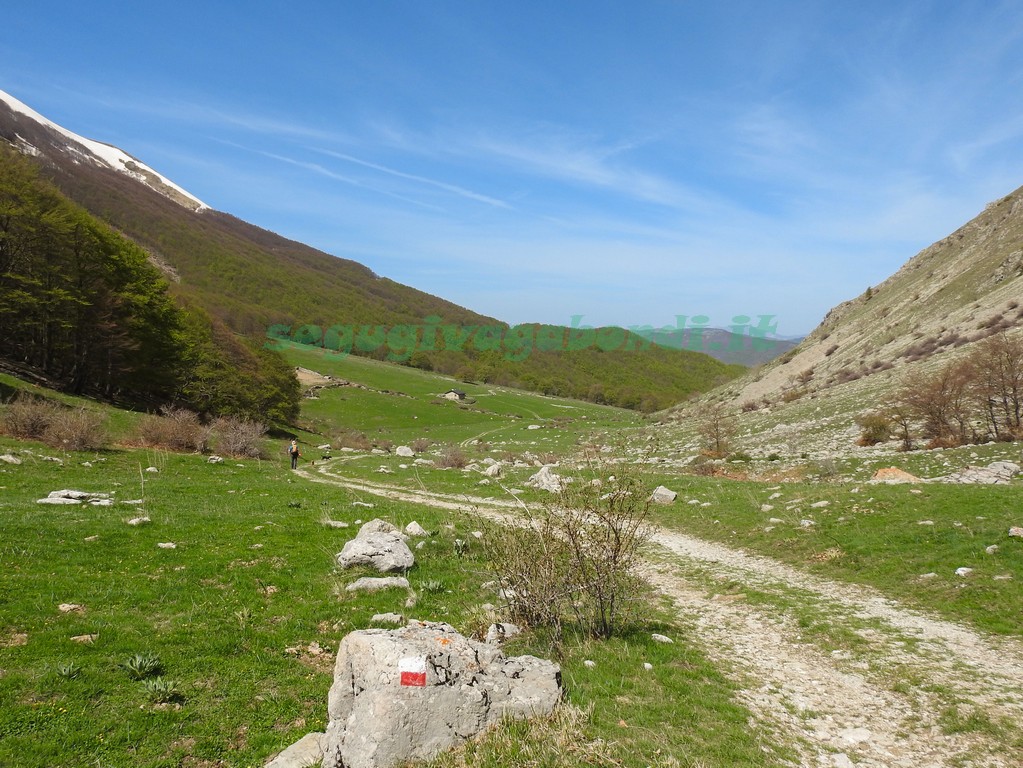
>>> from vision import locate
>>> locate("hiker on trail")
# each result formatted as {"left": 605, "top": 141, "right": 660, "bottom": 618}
{"left": 288, "top": 439, "right": 300, "bottom": 469}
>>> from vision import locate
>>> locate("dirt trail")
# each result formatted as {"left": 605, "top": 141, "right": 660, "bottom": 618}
{"left": 298, "top": 461, "right": 1023, "bottom": 767}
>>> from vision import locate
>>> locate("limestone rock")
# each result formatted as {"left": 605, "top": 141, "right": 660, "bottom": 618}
{"left": 941, "top": 461, "right": 1020, "bottom": 484}
{"left": 40, "top": 489, "right": 112, "bottom": 504}
{"left": 649, "top": 485, "right": 677, "bottom": 504}
{"left": 483, "top": 462, "right": 502, "bottom": 478}
{"left": 346, "top": 576, "right": 410, "bottom": 593}
{"left": 337, "top": 519, "right": 415, "bottom": 573}
{"left": 525, "top": 465, "right": 564, "bottom": 493}
{"left": 1009, "top": 526, "right": 1023, "bottom": 538}
{"left": 322, "top": 621, "right": 561, "bottom": 768}
{"left": 485, "top": 622, "right": 521, "bottom": 644}
{"left": 265, "top": 732, "right": 326, "bottom": 768}
{"left": 0, "top": 453, "right": 22, "bottom": 465}
{"left": 404, "top": 521, "right": 428, "bottom": 537}
{"left": 395, "top": 445, "right": 415, "bottom": 458}
{"left": 371, "top": 613, "right": 405, "bottom": 625}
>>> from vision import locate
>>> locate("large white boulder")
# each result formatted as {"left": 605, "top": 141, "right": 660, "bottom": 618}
{"left": 322, "top": 621, "right": 561, "bottom": 768}
{"left": 336, "top": 519, "right": 414, "bottom": 573}
{"left": 649, "top": 485, "right": 677, "bottom": 504}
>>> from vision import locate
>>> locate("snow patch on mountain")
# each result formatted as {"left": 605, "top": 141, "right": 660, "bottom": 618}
{"left": 0, "top": 89, "right": 208, "bottom": 212}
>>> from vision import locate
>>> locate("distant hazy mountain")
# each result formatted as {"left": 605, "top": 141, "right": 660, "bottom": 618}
{"left": 632, "top": 327, "right": 799, "bottom": 366}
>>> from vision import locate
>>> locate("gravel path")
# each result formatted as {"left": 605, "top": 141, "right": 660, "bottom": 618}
{"left": 299, "top": 461, "right": 1023, "bottom": 767}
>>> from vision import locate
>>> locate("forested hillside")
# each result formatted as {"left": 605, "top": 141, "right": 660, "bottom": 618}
{"left": 0, "top": 146, "right": 299, "bottom": 420}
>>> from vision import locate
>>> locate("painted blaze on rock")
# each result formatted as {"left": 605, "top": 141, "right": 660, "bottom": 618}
{"left": 322, "top": 621, "right": 562, "bottom": 768}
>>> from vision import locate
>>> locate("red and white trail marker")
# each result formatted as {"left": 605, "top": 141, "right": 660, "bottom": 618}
{"left": 399, "top": 656, "right": 427, "bottom": 687}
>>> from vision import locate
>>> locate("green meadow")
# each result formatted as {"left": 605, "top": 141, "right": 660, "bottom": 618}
{"left": 1, "top": 346, "right": 1021, "bottom": 767}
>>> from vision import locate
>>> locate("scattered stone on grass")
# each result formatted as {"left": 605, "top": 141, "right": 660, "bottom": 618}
{"left": 207, "top": 455, "right": 224, "bottom": 464}
{"left": 485, "top": 622, "right": 521, "bottom": 644}
{"left": 265, "top": 732, "right": 326, "bottom": 768}
{"left": 127, "top": 516, "right": 150, "bottom": 526}
{"left": 157, "top": 542, "right": 177, "bottom": 549}
{"left": 71, "top": 634, "right": 98, "bottom": 644}
{"left": 0, "top": 454, "right": 22, "bottom": 465}
{"left": 395, "top": 446, "right": 415, "bottom": 458}
{"left": 371, "top": 613, "right": 405, "bottom": 625}
{"left": 337, "top": 520, "right": 414, "bottom": 573}
{"left": 649, "top": 485, "right": 677, "bottom": 504}
{"left": 1009, "top": 526, "right": 1023, "bottom": 538}
{"left": 939, "top": 461, "right": 1020, "bottom": 485}
{"left": 525, "top": 465, "right": 564, "bottom": 493}
{"left": 346, "top": 577, "right": 411, "bottom": 593}
{"left": 955, "top": 567, "right": 973, "bottom": 577}
{"left": 58, "top": 603, "right": 84, "bottom": 614}
{"left": 404, "top": 521, "right": 428, "bottom": 537}
{"left": 651, "top": 633, "right": 674, "bottom": 644}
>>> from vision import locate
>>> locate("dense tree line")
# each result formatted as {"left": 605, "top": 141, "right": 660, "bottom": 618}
{"left": 0, "top": 146, "right": 299, "bottom": 421}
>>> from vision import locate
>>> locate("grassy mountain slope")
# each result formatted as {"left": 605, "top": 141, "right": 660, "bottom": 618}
{"left": 0, "top": 98, "right": 741, "bottom": 410}
{"left": 711, "top": 184, "right": 1023, "bottom": 408}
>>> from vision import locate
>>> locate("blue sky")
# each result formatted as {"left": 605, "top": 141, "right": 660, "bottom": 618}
{"left": 3, "top": 1, "right": 1023, "bottom": 335}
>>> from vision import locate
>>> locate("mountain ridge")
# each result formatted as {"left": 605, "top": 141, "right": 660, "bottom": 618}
{"left": 0, "top": 89, "right": 747, "bottom": 411}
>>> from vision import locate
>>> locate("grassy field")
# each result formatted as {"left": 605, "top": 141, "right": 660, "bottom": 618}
{"left": 0, "top": 377, "right": 787, "bottom": 768}
{"left": 2, "top": 348, "right": 1022, "bottom": 766}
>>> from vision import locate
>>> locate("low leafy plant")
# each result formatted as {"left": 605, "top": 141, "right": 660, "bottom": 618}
{"left": 121, "top": 652, "right": 163, "bottom": 680}
{"left": 56, "top": 660, "right": 82, "bottom": 680}
{"left": 143, "top": 677, "right": 182, "bottom": 704}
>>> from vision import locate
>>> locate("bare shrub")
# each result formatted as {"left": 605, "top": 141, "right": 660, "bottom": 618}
{"left": 855, "top": 411, "right": 891, "bottom": 446}
{"left": 411, "top": 437, "right": 432, "bottom": 453}
{"left": 333, "top": 429, "right": 372, "bottom": 450}
{"left": 781, "top": 387, "right": 807, "bottom": 403}
{"left": 437, "top": 446, "right": 468, "bottom": 469}
{"left": 136, "top": 407, "right": 209, "bottom": 452}
{"left": 696, "top": 403, "right": 735, "bottom": 457}
{"left": 0, "top": 394, "right": 60, "bottom": 439}
{"left": 478, "top": 470, "right": 651, "bottom": 641}
{"left": 212, "top": 417, "right": 266, "bottom": 458}
{"left": 42, "top": 408, "right": 109, "bottom": 450}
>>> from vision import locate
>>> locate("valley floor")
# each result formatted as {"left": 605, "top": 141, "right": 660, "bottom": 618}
{"left": 298, "top": 459, "right": 1023, "bottom": 768}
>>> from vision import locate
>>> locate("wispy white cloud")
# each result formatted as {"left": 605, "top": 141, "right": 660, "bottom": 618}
{"left": 254, "top": 149, "right": 445, "bottom": 212}
{"left": 309, "top": 148, "right": 512, "bottom": 209}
